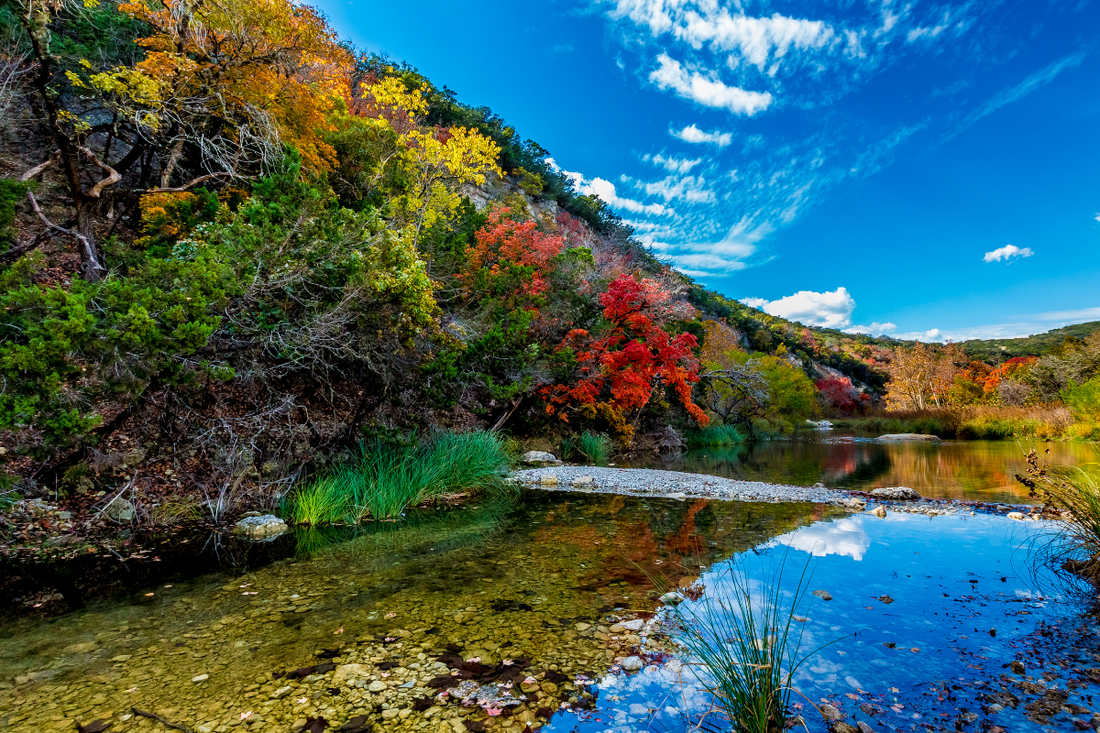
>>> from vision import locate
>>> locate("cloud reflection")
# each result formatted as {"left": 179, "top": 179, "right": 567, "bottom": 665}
{"left": 773, "top": 518, "right": 871, "bottom": 561}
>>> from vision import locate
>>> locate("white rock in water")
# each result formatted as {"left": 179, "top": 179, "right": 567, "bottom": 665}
{"left": 620, "top": 618, "right": 645, "bottom": 631}
{"left": 1007, "top": 512, "right": 1025, "bottom": 521}
{"left": 521, "top": 451, "right": 562, "bottom": 466}
{"left": 870, "top": 505, "right": 887, "bottom": 518}
{"left": 659, "top": 592, "right": 684, "bottom": 606}
{"left": 620, "top": 656, "right": 644, "bottom": 672}
{"left": 571, "top": 475, "right": 594, "bottom": 486}
{"left": 192, "top": 674, "right": 209, "bottom": 683}
{"left": 538, "top": 475, "right": 559, "bottom": 485}
{"left": 870, "top": 487, "right": 921, "bottom": 501}
{"left": 233, "top": 514, "right": 289, "bottom": 538}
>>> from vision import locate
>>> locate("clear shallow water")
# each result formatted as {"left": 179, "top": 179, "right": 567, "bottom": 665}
{"left": 627, "top": 432, "right": 1098, "bottom": 504}
{"left": 0, "top": 492, "right": 831, "bottom": 733}
{"left": 1, "top": 491, "right": 1094, "bottom": 733}
{"left": 548, "top": 510, "right": 1099, "bottom": 732}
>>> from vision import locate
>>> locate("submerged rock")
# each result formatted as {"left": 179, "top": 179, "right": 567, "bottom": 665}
{"left": 813, "top": 589, "right": 833, "bottom": 601}
{"left": 870, "top": 487, "right": 921, "bottom": 501}
{"left": 233, "top": 514, "right": 289, "bottom": 538}
{"left": 521, "top": 451, "right": 562, "bottom": 466}
{"left": 658, "top": 591, "right": 684, "bottom": 605}
{"left": 620, "top": 656, "right": 643, "bottom": 672}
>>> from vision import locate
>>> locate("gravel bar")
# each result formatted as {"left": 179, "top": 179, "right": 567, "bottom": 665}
{"left": 513, "top": 465, "right": 851, "bottom": 504}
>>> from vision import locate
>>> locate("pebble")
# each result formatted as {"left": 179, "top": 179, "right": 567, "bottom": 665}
{"left": 191, "top": 674, "right": 209, "bottom": 683}
{"left": 368, "top": 680, "right": 386, "bottom": 692}
{"left": 620, "top": 656, "right": 643, "bottom": 672}
{"left": 513, "top": 467, "right": 850, "bottom": 504}
{"left": 813, "top": 590, "right": 833, "bottom": 601}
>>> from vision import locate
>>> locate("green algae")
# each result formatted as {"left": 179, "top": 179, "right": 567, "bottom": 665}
{"left": 0, "top": 491, "right": 844, "bottom": 733}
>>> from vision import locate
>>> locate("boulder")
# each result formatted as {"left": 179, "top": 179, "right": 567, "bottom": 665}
{"left": 102, "top": 498, "right": 136, "bottom": 523}
{"left": 877, "top": 433, "right": 940, "bottom": 442}
{"left": 870, "top": 487, "right": 921, "bottom": 501}
{"left": 233, "top": 514, "right": 289, "bottom": 538}
{"left": 521, "top": 451, "right": 562, "bottom": 466}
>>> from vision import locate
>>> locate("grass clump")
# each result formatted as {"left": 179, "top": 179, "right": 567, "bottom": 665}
{"left": 1018, "top": 450, "right": 1100, "bottom": 586}
{"left": 287, "top": 430, "right": 510, "bottom": 524}
{"left": 669, "top": 557, "right": 830, "bottom": 733}
{"left": 561, "top": 431, "right": 613, "bottom": 466}
{"left": 686, "top": 424, "right": 747, "bottom": 448}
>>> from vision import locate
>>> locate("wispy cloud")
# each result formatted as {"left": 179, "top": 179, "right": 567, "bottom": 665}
{"left": 983, "top": 244, "right": 1034, "bottom": 263}
{"left": 650, "top": 54, "right": 772, "bottom": 115}
{"left": 844, "top": 321, "right": 897, "bottom": 336}
{"left": 561, "top": 168, "right": 674, "bottom": 217}
{"left": 644, "top": 153, "right": 703, "bottom": 173}
{"left": 670, "top": 124, "right": 731, "bottom": 146}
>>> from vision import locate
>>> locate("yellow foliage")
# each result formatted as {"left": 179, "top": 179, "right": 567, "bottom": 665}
{"left": 110, "top": 0, "right": 353, "bottom": 173}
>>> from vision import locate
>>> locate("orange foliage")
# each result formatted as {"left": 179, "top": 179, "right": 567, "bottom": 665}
{"left": 464, "top": 207, "right": 564, "bottom": 306}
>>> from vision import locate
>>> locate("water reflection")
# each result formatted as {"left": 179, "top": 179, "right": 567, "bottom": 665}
{"left": 547, "top": 511, "right": 1095, "bottom": 733}
{"left": 627, "top": 432, "right": 1097, "bottom": 503}
{"left": 775, "top": 517, "right": 871, "bottom": 560}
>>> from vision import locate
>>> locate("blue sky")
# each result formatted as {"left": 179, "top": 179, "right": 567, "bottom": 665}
{"left": 314, "top": 0, "right": 1099, "bottom": 341}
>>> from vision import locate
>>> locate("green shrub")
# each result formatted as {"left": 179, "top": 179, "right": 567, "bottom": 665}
{"left": 288, "top": 430, "right": 510, "bottom": 524}
{"left": 686, "top": 424, "right": 746, "bottom": 447}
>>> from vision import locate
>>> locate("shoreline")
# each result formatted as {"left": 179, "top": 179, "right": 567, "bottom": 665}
{"left": 512, "top": 465, "right": 1047, "bottom": 519}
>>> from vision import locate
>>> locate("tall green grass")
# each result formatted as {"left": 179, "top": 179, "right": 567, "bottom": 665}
{"left": 686, "top": 424, "right": 747, "bottom": 448}
{"left": 1019, "top": 451, "right": 1100, "bottom": 586}
{"left": 669, "top": 557, "right": 831, "bottom": 733}
{"left": 561, "top": 431, "right": 613, "bottom": 466}
{"left": 287, "top": 430, "right": 510, "bottom": 524}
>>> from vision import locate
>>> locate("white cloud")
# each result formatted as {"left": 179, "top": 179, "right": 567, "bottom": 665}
{"left": 1094, "top": 213, "right": 1100, "bottom": 223}
{"left": 671, "top": 124, "right": 732, "bottom": 146}
{"left": 562, "top": 169, "right": 674, "bottom": 217}
{"left": 650, "top": 54, "right": 772, "bottom": 115}
{"left": 604, "top": 1, "right": 846, "bottom": 74}
{"left": 844, "top": 322, "right": 897, "bottom": 336}
{"left": 645, "top": 153, "right": 703, "bottom": 174}
{"left": 671, "top": 252, "right": 748, "bottom": 275}
{"left": 741, "top": 287, "right": 856, "bottom": 328}
{"left": 983, "top": 244, "right": 1034, "bottom": 263}
{"left": 891, "top": 307, "right": 1100, "bottom": 342}
{"left": 639, "top": 174, "right": 716, "bottom": 203}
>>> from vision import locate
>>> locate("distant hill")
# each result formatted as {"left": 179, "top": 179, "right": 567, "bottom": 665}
{"left": 957, "top": 321, "right": 1100, "bottom": 362}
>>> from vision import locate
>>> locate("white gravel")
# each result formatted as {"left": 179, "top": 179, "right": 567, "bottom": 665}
{"left": 512, "top": 465, "right": 852, "bottom": 504}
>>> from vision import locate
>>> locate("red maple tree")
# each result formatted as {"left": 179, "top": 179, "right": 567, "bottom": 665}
{"left": 541, "top": 274, "right": 708, "bottom": 441}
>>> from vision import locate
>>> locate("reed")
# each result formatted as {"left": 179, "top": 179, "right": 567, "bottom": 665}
{"left": 669, "top": 556, "right": 831, "bottom": 733}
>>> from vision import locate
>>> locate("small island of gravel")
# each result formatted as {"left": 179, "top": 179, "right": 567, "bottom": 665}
{"left": 513, "top": 465, "right": 855, "bottom": 504}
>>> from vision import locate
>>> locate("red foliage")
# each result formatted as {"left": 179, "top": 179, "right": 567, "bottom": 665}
{"left": 540, "top": 274, "right": 708, "bottom": 438}
{"left": 464, "top": 207, "right": 564, "bottom": 305}
{"left": 816, "top": 376, "right": 859, "bottom": 414}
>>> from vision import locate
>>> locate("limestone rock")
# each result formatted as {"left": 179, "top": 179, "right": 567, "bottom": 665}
{"left": 233, "top": 514, "right": 289, "bottom": 538}
{"left": 1007, "top": 512, "right": 1025, "bottom": 521}
{"left": 521, "top": 451, "right": 562, "bottom": 466}
{"left": 571, "top": 475, "right": 594, "bottom": 486}
{"left": 538, "top": 475, "right": 559, "bottom": 486}
{"left": 658, "top": 591, "right": 684, "bottom": 606}
{"left": 870, "top": 487, "right": 921, "bottom": 501}
{"left": 870, "top": 505, "right": 887, "bottom": 518}
{"left": 103, "top": 498, "right": 136, "bottom": 523}
{"left": 620, "top": 656, "right": 643, "bottom": 672}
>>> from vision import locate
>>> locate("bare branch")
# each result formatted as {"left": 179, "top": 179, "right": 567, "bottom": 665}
{"left": 25, "top": 190, "right": 105, "bottom": 278}
{"left": 79, "top": 146, "right": 121, "bottom": 197}
{"left": 21, "top": 153, "right": 59, "bottom": 181}
{"left": 135, "top": 172, "right": 234, "bottom": 194}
